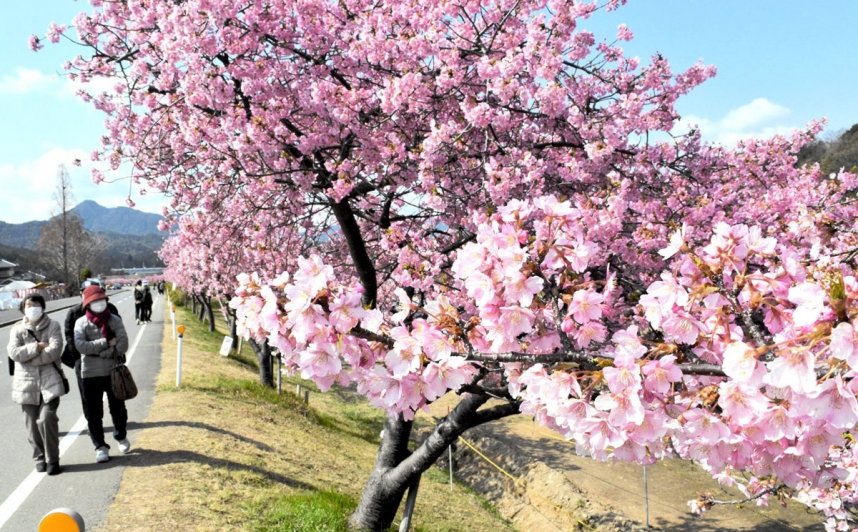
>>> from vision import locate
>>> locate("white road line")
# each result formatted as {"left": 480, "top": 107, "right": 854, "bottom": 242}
{"left": 0, "top": 324, "right": 147, "bottom": 530}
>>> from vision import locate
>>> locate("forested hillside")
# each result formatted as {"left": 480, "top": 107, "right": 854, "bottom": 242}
{"left": 798, "top": 122, "right": 858, "bottom": 172}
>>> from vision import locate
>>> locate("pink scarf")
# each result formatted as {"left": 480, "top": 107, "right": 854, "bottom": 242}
{"left": 85, "top": 308, "right": 115, "bottom": 340}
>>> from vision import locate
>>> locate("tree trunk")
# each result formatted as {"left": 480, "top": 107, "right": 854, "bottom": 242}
{"left": 248, "top": 338, "right": 275, "bottom": 388}
{"left": 204, "top": 295, "right": 215, "bottom": 332}
{"left": 191, "top": 293, "right": 198, "bottom": 314}
{"left": 349, "top": 415, "right": 414, "bottom": 530}
{"left": 227, "top": 309, "right": 239, "bottom": 352}
{"left": 349, "top": 393, "right": 520, "bottom": 530}
{"left": 197, "top": 295, "right": 206, "bottom": 322}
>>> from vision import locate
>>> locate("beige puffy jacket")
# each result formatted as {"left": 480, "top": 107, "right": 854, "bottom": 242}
{"left": 7, "top": 315, "right": 65, "bottom": 405}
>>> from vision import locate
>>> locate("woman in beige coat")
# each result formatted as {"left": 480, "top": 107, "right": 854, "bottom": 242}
{"left": 7, "top": 294, "right": 66, "bottom": 475}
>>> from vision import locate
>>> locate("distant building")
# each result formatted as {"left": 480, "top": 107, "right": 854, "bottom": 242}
{"left": 0, "top": 259, "right": 16, "bottom": 280}
{"left": 110, "top": 266, "right": 165, "bottom": 276}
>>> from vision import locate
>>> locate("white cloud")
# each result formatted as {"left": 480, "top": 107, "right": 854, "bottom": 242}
{"left": 63, "top": 74, "right": 119, "bottom": 99}
{"left": 675, "top": 97, "right": 795, "bottom": 146}
{"left": 0, "top": 147, "right": 167, "bottom": 224}
{"left": 0, "top": 66, "right": 117, "bottom": 103}
{"left": 720, "top": 98, "right": 791, "bottom": 132}
{"left": 0, "top": 67, "right": 60, "bottom": 95}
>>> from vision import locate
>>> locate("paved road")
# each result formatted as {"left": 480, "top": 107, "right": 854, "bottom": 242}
{"left": 0, "top": 290, "right": 164, "bottom": 531}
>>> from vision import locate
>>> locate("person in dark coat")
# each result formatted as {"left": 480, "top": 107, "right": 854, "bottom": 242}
{"left": 141, "top": 285, "right": 153, "bottom": 323}
{"left": 74, "top": 285, "right": 131, "bottom": 463}
{"left": 63, "top": 281, "right": 120, "bottom": 420}
{"left": 8, "top": 294, "right": 66, "bottom": 475}
{"left": 133, "top": 280, "right": 144, "bottom": 325}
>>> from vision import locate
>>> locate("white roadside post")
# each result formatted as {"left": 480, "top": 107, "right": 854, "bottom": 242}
{"left": 170, "top": 304, "right": 177, "bottom": 340}
{"left": 176, "top": 325, "right": 186, "bottom": 387}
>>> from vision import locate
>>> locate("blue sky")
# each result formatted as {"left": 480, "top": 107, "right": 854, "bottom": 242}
{"left": 0, "top": 1, "right": 856, "bottom": 224}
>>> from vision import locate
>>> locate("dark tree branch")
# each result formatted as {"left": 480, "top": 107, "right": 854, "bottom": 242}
{"left": 384, "top": 393, "right": 492, "bottom": 488}
{"left": 331, "top": 199, "right": 378, "bottom": 307}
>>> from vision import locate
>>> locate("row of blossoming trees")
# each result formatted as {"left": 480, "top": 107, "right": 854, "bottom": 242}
{"left": 43, "top": 0, "right": 858, "bottom": 528}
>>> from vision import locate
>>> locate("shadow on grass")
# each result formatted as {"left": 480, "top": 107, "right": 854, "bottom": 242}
{"left": 84, "top": 447, "right": 316, "bottom": 490}
{"left": 126, "top": 420, "right": 276, "bottom": 453}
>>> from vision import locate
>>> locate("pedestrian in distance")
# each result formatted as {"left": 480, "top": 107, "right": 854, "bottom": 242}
{"left": 7, "top": 294, "right": 67, "bottom": 475}
{"left": 74, "top": 285, "right": 131, "bottom": 463}
{"left": 63, "top": 280, "right": 120, "bottom": 421}
{"left": 141, "top": 285, "right": 153, "bottom": 323}
{"left": 133, "top": 280, "right": 144, "bottom": 325}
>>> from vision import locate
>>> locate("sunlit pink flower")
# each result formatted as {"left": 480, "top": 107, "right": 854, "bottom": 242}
{"left": 658, "top": 223, "right": 687, "bottom": 259}
{"left": 661, "top": 311, "right": 703, "bottom": 345}
{"left": 595, "top": 389, "right": 645, "bottom": 427}
{"left": 504, "top": 274, "right": 544, "bottom": 307}
{"left": 391, "top": 287, "right": 414, "bottom": 323}
{"left": 830, "top": 322, "right": 858, "bottom": 369}
{"left": 788, "top": 282, "right": 826, "bottom": 328}
{"left": 568, "top": 289, "right": 603, "bottom": 323}
{"left": 764, "top": 348, "right": 818, "bottom": 394}
{"left": 574, "top": 320, "right": 607, "bottom": 349}
{"left": 718, "top": 381, "right": 769, "bottom": 425}
{"left": 642, "top": 355, "right": 682, "bottom": 394}
{"left": 721, "top": 341, "right": 759, "bottom": 383}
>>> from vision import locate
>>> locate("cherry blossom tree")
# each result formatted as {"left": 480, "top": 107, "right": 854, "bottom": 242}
{"left": 41, "top": 0, "right": 858, "bottom": 529}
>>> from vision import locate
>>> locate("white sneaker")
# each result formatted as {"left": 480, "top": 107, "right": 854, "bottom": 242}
{"left": 118, "top": 439, "right": 131, "bottom": 454}
{"left": 95, "top": 446, "right": 110, "bottom": 463}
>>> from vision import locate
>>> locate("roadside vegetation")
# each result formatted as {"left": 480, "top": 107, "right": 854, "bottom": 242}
{"left": 100, "top": 303, "right": 511, "bottom": 531}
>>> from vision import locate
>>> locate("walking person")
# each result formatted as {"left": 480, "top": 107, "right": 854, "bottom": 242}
{"left": 74, "top": 285, "right": 131, "bottom": 463}
{"left": 133, "top": 280, "right": 144, "bottom": 325}
{"left": 142, "top": 285, "right": 153, "bottom": 323}
{"left": 7, "top": 294, "right": 66, "bottom": 475}
{"left": 63, "top": 280, "right": 120, "bottom": 420}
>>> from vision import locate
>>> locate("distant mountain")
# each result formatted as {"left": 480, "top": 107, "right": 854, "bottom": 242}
{"left": 0, "top": 200, "right": 166, "bottom": 277}
{"left": 0, "top": 200, "right": 163, "bottom": 250}
{"left": 0, "top": 220, "right": 42, "bottom": 249}
{"left": 71, "top": 199, "right": 163, "bottom": 236}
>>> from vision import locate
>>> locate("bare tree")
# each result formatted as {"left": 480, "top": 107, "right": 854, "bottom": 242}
{"left": 37, "top": 214, "right": 101, "bottom": 289}
{"left": 52, "top": 165, "right": 74, "bottom": 293}
{"left": 38, "top": 166, "right": 103, "bottom": 291}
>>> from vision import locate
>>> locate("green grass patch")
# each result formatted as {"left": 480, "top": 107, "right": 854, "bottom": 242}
{"left": 165, "top": 304, "right": 510, "bottom": 531}
{"left": 247, "top": 490, "right": 357, "bottom": 532}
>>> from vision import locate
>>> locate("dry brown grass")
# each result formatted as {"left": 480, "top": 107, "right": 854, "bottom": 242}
{"left": 99, "top": 305, "right": 511, "bottom": 531}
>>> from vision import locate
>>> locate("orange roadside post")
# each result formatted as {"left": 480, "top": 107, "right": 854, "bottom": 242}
{"left": 38, "top": 508, "right": 85, "bottom": 532}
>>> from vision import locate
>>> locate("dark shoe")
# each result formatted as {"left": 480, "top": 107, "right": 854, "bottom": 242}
{"left": 35, "top": 462, "right": 46, "bottom": 473}
{"left": 47, "top": 463, "right": 62, "bottom": 476}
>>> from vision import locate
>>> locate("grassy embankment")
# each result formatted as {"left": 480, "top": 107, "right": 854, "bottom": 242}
{"left": 100, "top": 301, "right": 511, "bottom": 531}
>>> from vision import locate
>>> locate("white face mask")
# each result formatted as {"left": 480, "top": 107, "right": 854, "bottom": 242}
{"left": 90, "top": 301, "right": 108, "bottom": 314}
{"left": 24, "top": 307, "right": 43, "bottom": 321}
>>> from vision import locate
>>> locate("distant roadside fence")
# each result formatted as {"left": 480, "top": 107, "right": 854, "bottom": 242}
{"left": 0, "top": 286, "right": 66, "bottom": 311}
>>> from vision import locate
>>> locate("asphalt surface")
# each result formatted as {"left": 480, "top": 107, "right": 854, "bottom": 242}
{"left": 0, "top": 290, "right": 164, "bottom": 531}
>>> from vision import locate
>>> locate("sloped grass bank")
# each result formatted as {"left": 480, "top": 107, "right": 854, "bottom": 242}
{"left": 100, "top": 305, "right": 511, "bottom": 531}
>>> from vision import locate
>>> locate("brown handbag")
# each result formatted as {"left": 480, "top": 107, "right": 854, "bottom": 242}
{"left": 111, "top": 363, "right": 138, "bottom": 400}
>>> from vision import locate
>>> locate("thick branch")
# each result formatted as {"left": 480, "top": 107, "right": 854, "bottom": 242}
{"left": 384, "top": 393, "right": 493, "bottom": 488}
{"left": 331, "top": 199, "right": 378, "bottom": 307}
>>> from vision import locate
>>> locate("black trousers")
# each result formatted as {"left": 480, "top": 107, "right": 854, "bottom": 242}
{"left": 82, "top": 375, "right": 128, "bottom": 449}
